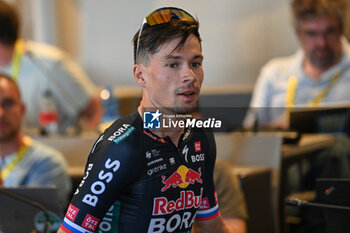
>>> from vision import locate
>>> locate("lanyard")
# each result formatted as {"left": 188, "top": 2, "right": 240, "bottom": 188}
{"left": 286, "top": 72, "right": 341, "bottom": 108}
{"left": 0, "top": 158, "right": 2, "bottom": 186}
{"left": 10, "top": 39, "right": 26, "bottom": 82}
{"left": 0, "top": 136, "right": 32, "bottom": 181}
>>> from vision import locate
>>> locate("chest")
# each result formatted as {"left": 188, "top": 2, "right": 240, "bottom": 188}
{"left": 270, "top": 75, "right": 350, "bottom": 106}
{"left": 126, "top": 134, "right": 209, "bottom": 199}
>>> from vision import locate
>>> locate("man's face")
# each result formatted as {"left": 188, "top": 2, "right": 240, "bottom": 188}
{"left": 0, "top": 78, "right": 24, "bottom": 143}
{"left": 297, "top": 15, "right": 342, "bottom": 70}
{"left": 138, "top": 34, "right": 204, "bottom": 114}
{"left": 297, "top": 15, "right": 342, "bottom": 69}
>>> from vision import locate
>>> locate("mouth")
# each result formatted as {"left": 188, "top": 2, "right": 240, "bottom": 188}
{"left": 177, "top": 89, "right": 198, "bottom": 99}
{"left": 178, "top": 91, "right": 195, "bottom": 96}
{"left": 314, "top": 48, "right": 331, "bottom": 57}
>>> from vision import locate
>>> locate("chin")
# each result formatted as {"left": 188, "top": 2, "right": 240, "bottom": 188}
{"left": 174, "top": 105, "right": 198, "bottom": 114}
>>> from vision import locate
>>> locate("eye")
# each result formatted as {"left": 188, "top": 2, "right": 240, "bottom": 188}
{"left": 191, "top": 62, "right": 201, "bottom": 68}
{"left": 304, "top": 30, "right": 317, "bottom": 37}
{"left": 167, "top": 63, "right": 179, "bottom": 68}
{"left": 325, "top": 28, "right": 338, "bottom": 37}
{"left": 1, "top": 98, "right": 16, "bottom": 109}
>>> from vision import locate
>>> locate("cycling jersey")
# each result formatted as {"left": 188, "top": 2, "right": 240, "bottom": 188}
{"left": 60, "top": 112, "right": 219, "bottom": 233}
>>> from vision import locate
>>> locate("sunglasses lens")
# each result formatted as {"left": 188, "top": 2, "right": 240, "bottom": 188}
{"left": 146, "top": 8, "right": 195, "bottom": 26}
{"left": 135, "top": 8, "right": 195, "bottom": 63}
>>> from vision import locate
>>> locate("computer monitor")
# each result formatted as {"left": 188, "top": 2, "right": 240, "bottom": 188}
{"left": 0, "top": 186, "right": 63, "bottom": 233}
{"left": 289, "top": 106, "right": 350, "bottom": 135}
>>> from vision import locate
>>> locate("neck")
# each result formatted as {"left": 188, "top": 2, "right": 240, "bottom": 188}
{"left": 138, "top": 103, "right": 184, "bottom": 147}
{"left": 0, "top": 133, "right": 23, "bottom": 158}
{"left": 303, "top": 58, "right": 328, "bottom": 80}
{"left": 0, "top": 42, "right": 15, "bottom": 67}
{"left": 303, "top": 53, "right": 342, "bottom": 80}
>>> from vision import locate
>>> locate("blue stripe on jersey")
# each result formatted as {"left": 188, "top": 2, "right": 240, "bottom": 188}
{"left": 62, "top": 217, "right": 93, "bottom": 233}
{"left": 196, "top": 204, "right": 219, "bottom": 219}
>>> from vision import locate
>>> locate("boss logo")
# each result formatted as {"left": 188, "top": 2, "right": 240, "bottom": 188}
{"left": 191, "top": 153, "right": 205, "bottom": 162}
{"left": 82, "top": 159, "right": 120, "bottom": 207}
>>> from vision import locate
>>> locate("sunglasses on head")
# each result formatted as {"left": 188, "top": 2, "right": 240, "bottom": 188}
{"left": 135, "top": 7, "right": 196, "bottom": 61}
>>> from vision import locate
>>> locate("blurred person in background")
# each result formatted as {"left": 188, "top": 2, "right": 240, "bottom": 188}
{"left": 0, "top": 0, "right": 102, "bottom": 133}
{"left": 0, "top": 74, "right": 71, "bottom": 207}
{"left": 244, "top": 0, "right": 350, "bottom": 186}
{"left": 245, "top": 0, "right": 350, "bottom": 129}
{"left": 244, "top": 1, "right": 350, "bottom": 231}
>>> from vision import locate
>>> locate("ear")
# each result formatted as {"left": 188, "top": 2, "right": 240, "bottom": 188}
{"left": 20, "top": 101, "right": 26, "bottom": 115}
{"left": 295, "top": 27, "right": 302, "bottom": 40}
{"left": 133, "top": 64, "right": 147, "bottom": 87}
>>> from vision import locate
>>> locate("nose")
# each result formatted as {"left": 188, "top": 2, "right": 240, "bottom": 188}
{"left": 315, "top": 33, "right": 327, "bottom": 47}
{"left": 182, "top": 64, "right": 196, "bottom": 83}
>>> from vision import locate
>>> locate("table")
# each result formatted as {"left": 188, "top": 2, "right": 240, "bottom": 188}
{"left": 279, "top": 134, "right": 335, "bottom": 233}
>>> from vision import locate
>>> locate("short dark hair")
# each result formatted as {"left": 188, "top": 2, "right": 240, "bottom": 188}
{"left": 133, "top": 18, "right": 201, "bottom": 65}
{"left": 0, "top": 0, "right": 19, "bottom": 45}
{"left": 291, "top": 0, "right": 346, "bottom": 31}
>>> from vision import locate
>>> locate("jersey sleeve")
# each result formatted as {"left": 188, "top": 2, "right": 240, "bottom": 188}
{"left": 195, "top": 130, "right": 220, "bottom": 221}
{"left": 60, "top": 123, "right": 142, "bottom": 232}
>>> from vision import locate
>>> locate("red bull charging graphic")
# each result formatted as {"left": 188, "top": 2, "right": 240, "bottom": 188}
{"left": 161, "top": 165, "right": 202, "bottom": 192}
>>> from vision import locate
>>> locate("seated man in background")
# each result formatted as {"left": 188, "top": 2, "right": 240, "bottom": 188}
{"left": 0, "top": 74, "right": 71, "bottom": 207}
{"left": 0, "top": 0, "right": 102, "bottom": 133}
{"left": 244, "top": 0, "right": 350, "bottom": 187}
{"left": 244, "top": 0, "right": 350, "bottom": 231}
{"left": 214, "top": 160, "right": 248, "bottom": 233}
{"left": 245, "top": 0, "right": 350, "bottom": 129}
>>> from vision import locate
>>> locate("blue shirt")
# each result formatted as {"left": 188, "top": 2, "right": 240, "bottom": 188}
{"left": 245, "top": 38, "right": 350, "bottom": 126}
{"left": 1, "top": 139, "right": 71, "bottom": 207}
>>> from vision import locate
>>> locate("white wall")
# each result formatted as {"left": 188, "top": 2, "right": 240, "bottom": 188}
{"left": 80, "top": 0, "right": 299, "bottom": 87}
{"left": 18, "top": 0, "right": 300, "bottom": 87}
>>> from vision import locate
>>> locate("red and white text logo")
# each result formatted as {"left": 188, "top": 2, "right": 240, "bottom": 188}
{"left": 194, "top": 141, "right": 201, "bottom": 152}
{"left": 66, "top": 204, "right": 79, "bottom": 221}
{"left": 82, "top": 214, "right": 100, "bottom": 231}
{"left": 199, "top": 197, "right": 210, "bottom": 210}
{"left": 153, "top": 189, "right": 202, "bottom": 215}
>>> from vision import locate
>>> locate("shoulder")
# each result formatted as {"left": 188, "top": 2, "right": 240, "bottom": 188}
{"left": 342, "top": 36, "right": 350, "bottom": 56}
{"left": 25, "top": 40, "right": 67, "bottom": 62}
{"left": 102, "top": 112, "right": 141, "bottom": 147}
{"left": 198, "top": 127, "right": 214, "bottom": 139}
{"left": 195, "top": 128, "right": 216, "bottom": 149}
{"left": 83, "top": 112, "right": 145, "bottom": 182}
{"left": 89, "top": 112, "right": 143, "bottom": 161}
{"left": 27, "top": 140, "right": 67, "bottom": 168}
{"left": 259, "top": 51, "right": 302, "bottom": 81}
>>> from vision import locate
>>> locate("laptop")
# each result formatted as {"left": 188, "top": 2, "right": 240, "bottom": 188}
{"left": 316, "top": 178, "right": 350, "bottom": 233}
{"left": 0, "top": 186, "right": 63, "bottom": 233}
{"left": 289, "top": 106, "right": 350, "bottom": 135}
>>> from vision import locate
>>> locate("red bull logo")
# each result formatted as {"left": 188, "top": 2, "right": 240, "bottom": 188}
{"left": 153, "top": 189, "right": 203, "bottom": 215}
{"left": 161, "top": 165, "right": 202, "bottom": 192}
